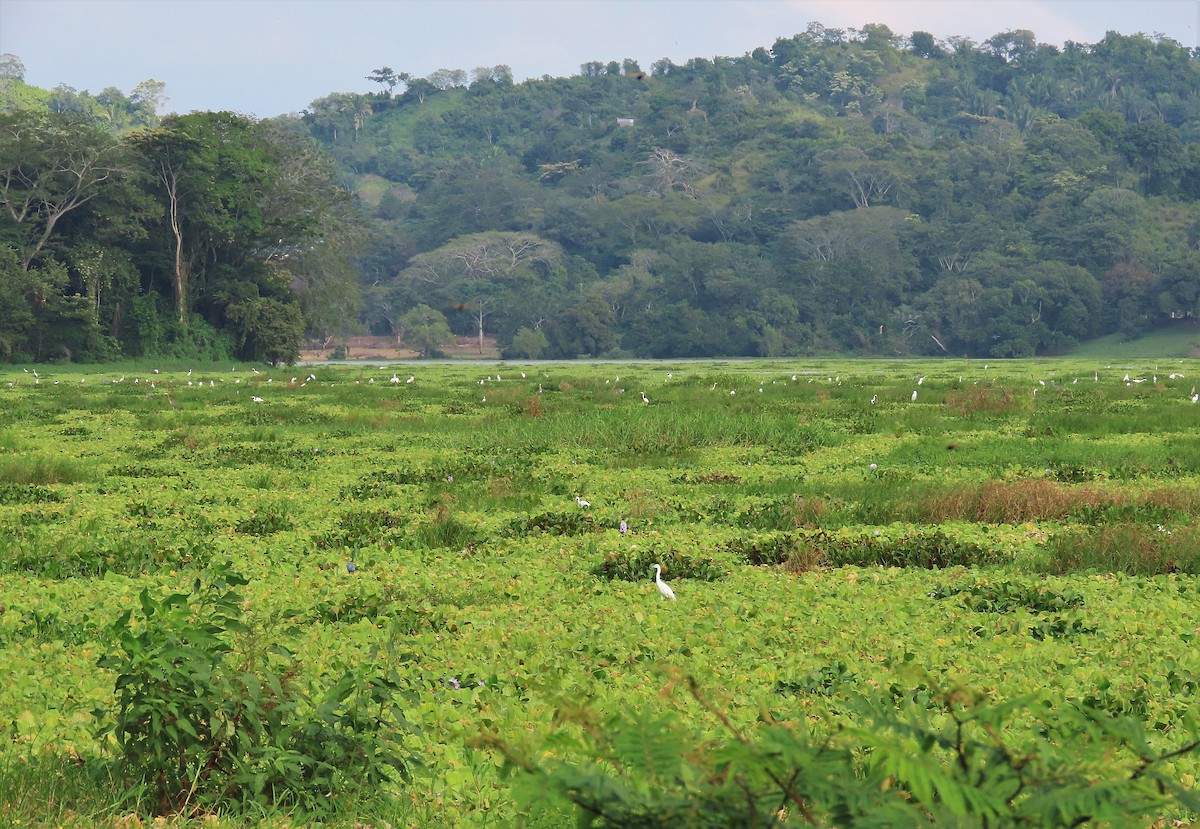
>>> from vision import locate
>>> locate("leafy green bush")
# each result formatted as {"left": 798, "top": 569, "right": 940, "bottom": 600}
{"left": 928, "top": 576, "right": 1084, "bottom": 614}
{"left": 774, "top": 661, "right": 857, "bottom": 697}
{"left": 0, "top": 482, "right": 62, "bottom": 504}
{"left": 817, "top": 528, "right": 1006, "bottom": 569}
{"left": 94, "top": 564, "right": 419, "bottom": 816}
{"left": 721, "top": 531, "right": 800, "bottom": 566}
{"left": 314, "top": 507, "right": 407, "bottom": 549}
{"left": 592, "top": 539, "right": 727, "bottom": 582}
{"left": 929, "top": 576, "right": 1096, "bottom": 640}
{"left": 234, "top": 500, "right": 295, "bottom": 535}
{"left": 507, "top": 509, "right": 595, "bottom": 537}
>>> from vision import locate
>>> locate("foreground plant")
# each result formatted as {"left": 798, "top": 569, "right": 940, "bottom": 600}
{"left": 481, "top": 675, "right": 1200, "bottom": 827}
{"left": 93, "top": 563, "right": 420, "bottom": 817}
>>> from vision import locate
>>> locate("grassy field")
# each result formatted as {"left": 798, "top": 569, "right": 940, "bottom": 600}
{"left": 1066, "top": 323, "right": 1200, "bottom": 359}
{"left": 3, "top": 358, "right": 1200, "bottom": 827}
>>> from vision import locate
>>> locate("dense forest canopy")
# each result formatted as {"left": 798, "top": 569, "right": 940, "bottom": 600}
{"left": 1, "top": 23, "right": 1199, "bottom": 362}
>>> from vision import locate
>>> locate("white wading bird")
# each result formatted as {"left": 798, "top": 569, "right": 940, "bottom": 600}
{"left": 653, "top": 564, "right": 675, "bottom": 601}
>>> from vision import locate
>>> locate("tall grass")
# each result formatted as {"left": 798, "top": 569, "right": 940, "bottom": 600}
{"left": 739, "top": 479, "right": 1200, "bottom": 528}
{"left": 0, "top": 455, "right": 92, "bottom": 485}
{"left": 1034, "top": 524, "right": 1200, "bottom": 575}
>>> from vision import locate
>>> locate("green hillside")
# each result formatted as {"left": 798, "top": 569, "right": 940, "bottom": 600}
{"left": 306, "top": 26, "right": 1200, "bottom": 360}
{"left": 1, "top": 26, "right": 1199, "bottom": 363}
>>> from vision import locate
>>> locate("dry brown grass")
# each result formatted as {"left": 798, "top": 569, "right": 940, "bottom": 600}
{"left": 790, "top": 495, "right": 829, "bottom": 527}
{"left": 920, "top": 479, "right": 1113, "bottom": 523}
{"left": 1139, "top": 487, "right": 1200, "bottom": 513}
{"left": 782, "top": 539, "right": 824, "bottom": 574}
{"left": 693, "top": 471, "right": 741, "bottom": 484}
{"left": 916, "top": 480, "right": 1200, "bottom": 524}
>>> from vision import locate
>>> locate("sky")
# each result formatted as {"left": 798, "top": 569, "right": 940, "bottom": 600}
{"left": 1, "top": 0, "right": 1196, "bottom": 118}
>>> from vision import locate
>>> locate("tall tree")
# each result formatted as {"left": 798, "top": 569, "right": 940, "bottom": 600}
{"left": 399, "top": 231, "right": 565, "bottom": 352}
{"left": 0, "top": 110, "right": 126, "bottom": 271}
{"left": 126, "top": 127, "right": 200, "bottom": 325}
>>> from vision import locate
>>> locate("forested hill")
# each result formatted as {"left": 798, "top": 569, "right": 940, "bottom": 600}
{"left": 1, "top": 25, "right": 1199, "bottom": 363}
{"left": 308, "top": 25, "right": 1200, "bottom": 359}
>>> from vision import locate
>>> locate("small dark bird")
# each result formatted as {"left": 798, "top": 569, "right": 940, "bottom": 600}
{"left": 346, "top": 560, "right": 356, "bottom": 573}
{"left": 631, "top": 71, "right": 647, "bottom": 81}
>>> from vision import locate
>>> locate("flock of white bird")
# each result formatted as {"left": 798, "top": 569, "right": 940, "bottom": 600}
{"left": 6, "top": 361, "right": 1199, "bottom": 598}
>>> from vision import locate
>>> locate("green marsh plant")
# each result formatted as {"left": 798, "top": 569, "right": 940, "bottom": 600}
{"left": 94, "top": 563, "right": 420, "bottom": 817}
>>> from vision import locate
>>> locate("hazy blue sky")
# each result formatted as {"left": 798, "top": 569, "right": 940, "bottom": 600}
{"left": 1, "top": 0, "right": 1196, "bottom": 118}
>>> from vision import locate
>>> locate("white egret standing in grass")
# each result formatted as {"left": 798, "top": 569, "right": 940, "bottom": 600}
{"left": 653, "top": 564, "right": 676, "bottom": 600}
{"left": 911, "top": 390, "right": 918, "bottom": 402}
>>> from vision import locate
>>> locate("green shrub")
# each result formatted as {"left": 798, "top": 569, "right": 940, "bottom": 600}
{"left": 593, "top": 539, "right": 727, "bottom": 582}
{"left": 234, "top": 500, "right": 295, "bottom": 535}
{"left": 507, "top": 509, "right": 595, "bottom": 537}
{"left": 817, "top": 528, "right": 1006, "bottom": 569}
{"left": 928, "top": 576, "right": 1085, "bottom": 614}
{"left": 94, "top": 564, "right": 419, "bottom": 816}
{"left": 314, "top": 508, "right": 407, "bottom": 549}
{"left": 0, "top": 482, "right": 62, "bottom": 504}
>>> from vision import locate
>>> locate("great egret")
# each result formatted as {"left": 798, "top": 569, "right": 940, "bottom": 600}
{"left": 653, "top": 564, "right": 676, "bottom": 600}
{"left": 911, "top": 390, "right": 918, "bottom": 402}
{"left": 575, "top": 496, "right": 590, "bottom": 508}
